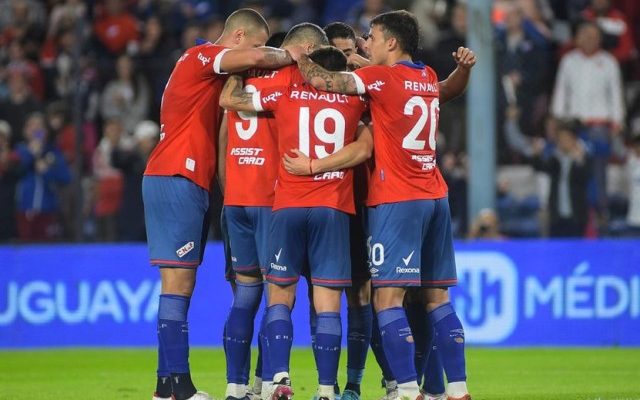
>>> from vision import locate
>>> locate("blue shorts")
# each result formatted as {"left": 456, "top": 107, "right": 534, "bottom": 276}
{"left": 220, "top": 207, "right": 235, "bottom": 281}
{"left": 367, "top": 198, "right": 457, "bottom": 287}
{"left": 350, "top": 207, "right": 370, "bottom": 282}
{"left": 143, "top": 176, "right": 210, "bottom": 268}
{"left": 225, "top": 205, "right": 272, "bottom": 276}
{"left": 266, "top": 207, "right": 351, "bottom": 288}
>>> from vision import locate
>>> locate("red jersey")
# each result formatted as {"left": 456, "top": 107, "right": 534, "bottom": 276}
{"left": 224, "top": 65, "right": 301, "bottom": 206}
{"left": 351, "top": 62, "right": 448, "bottom": 206}
{"left": 256, "top": 83, "right": 367, "bottom": 214}
{"left": 145, "top": 44, "right": 230, "bottom": 191}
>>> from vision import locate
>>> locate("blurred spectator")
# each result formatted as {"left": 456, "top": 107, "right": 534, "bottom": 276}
{"left": 551, "top": 21, "right": 624, "bottom": 225}
{"left": 203, "top": 16, "right": 225, "bottom": 43}
{"left": 0, "top": 64, "right": 42, "bottom": 145}
{"left": 426, "top": 2, "right": 467, "bottom": 154}
{"left": 582, "top": 0, "right": 636, "bottom": 65}
{"left": 0, "top": 120, "right": 19, "bottom": 241}
{"left": 46, "top": 0, "right": 86, "bottom": 40}
{"left": 410, "top": 0, "right": 443, "bottom": 51}
{"left": 347, "top": 0, "right": 391, "bottom": 35}
{"left": 440, "top": 152, "right": 468, "bottom": 237}
{"left": 100, "top": 54, "right": 150, "bottom": 133}
{"left": 0, "top": 0, "right": 46, "bottom": 44}
{"left": 468, "top": 208, "right": 505, "bottom": 240}
{"left": 532, "top": 120, "right": 591, "bottom": 237}
{"left": 41, "top": 25, "right": 77, "bottom": 100}
{"left": 7, "top": 40, "right": 45, "bottom": 101}
{"left": 496, "top": 2, "right": 552, "bottom": 140}
{"left": 624, "top": 134, "right": 640, "bottom": 234}
{"left": 13, "top": 112, "right": 71, "bottom": 241}
{"left": 93, "top": 0, "right": 139, "bottom": 56}
{"left": 92, "top": 118, "right": 128, "bottom": 241}
{"left": 137, "top": 15, "right": 175, "bottom": 121}
{"left": 112, "top": 120, "right": 159, "bottom": 241}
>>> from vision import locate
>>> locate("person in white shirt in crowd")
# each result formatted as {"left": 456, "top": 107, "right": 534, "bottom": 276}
{"left": 624, "top": 134, "right": 640, "bottom": 235}
{"left": 551, "top": 20, "right": 625, "bottom": 233}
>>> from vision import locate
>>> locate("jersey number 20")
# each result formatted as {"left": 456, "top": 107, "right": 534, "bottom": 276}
{"left": 402, "top": 96, "right": 439, "bottom": 151}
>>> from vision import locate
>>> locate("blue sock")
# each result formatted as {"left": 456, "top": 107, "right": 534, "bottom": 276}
{"left": 266, "top": 304, "right": 293, "bottom": 376}
{"left": 225, "top": 281, "right": 263, "bottom": 384}
{"left": 423, "top": 333, "right": 445, "bottom": 395}
{"left": 371, "top": 312, "right": 394, "bottom": 382}
{"left": 429, "top": 303, "right": 467, "bottom": 383}
{"left": 346, "top": 305, "right": 372, "bottom": 389}
{"left": 405, "top": 300, "right": 428, "bottom": 386}
{"left": 158, "top": 294, "right": 191, "bottom": 374}
{"left": 259, "top": 310, "right": 272, "bottom": 382}
{"left": 310, "top": 305, "right": 319, "bottom": 367}
{"left": 377, "top": 307, "right": 417, "bottom": 385}
{"left": 314, "top": 312, "right": 342, "bottom": 386}
{"left": 255, "top": 334, "right": 263, "bottom": 379}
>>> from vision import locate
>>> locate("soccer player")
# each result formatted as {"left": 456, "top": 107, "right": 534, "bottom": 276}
{"left": 324, "top": 22, "right": 370, "bottom": 71}
{"left": 220, "top": 46, "right": 369, "bottom": 400}
{"left": 142, "top": 8, "right": 299, "bottom": 400}
{"left": 305, "top": 21, "right": 375, "bottom": 400}
{"left": 219, "top": 23, "right": 329, "bottom": 400}
{"left": 293, "top": 10, "right": 476, "bottom": 400}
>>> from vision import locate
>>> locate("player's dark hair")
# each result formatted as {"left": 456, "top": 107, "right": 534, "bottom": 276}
{"left": 309, "top": 46, "right": 347, "bottom": 72}
{"left": 282, "top": 22, "right": 329, "bottom": 47}
{"left": 266, "top": 31, "right": 287, "bottom": 48}
{"left": 323, "top": 22, "right": 357, "bottom": 44}
{"left": 225, "top": 8, "right": 269, "bottom": 36}
{"left": 370, "top": 10, "right": 420, "bottom": 56}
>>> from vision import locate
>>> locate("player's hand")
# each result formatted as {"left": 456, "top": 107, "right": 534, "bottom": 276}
{"left": 452, "top": 47, "right": 476, "bottom": 69}
{"left": 283, "top": 149, "right": 313, "bottom": 175}
{"left": 347, "top": 53, "right": 370, "bottom": 70}
{"left": 284, "top": 44, "right": 307, "bottom": 62}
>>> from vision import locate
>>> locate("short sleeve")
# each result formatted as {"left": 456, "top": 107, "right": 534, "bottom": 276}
{"left": 351, "top": 65, "right": 391, "bottom": 97}
{"left": 195, "top": 44, "right": 229, "bottom": 78}
{"left": 256, "top": 86, "right": 287, "bottom": 112}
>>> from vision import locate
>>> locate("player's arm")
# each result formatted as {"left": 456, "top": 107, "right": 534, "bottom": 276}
{"left": 283, "top": 123, "right": 373, "bottom": 175}
{"left": 296, "top": 53, "right": 361, "bottom": 94}
{"left": 217, "top": 46, "right": 294, "bottom": 73}
{"left": 438, "top": 46, "right": 477, "bottom": 104}
{"left": 217, "top": 112, "right": 228, "bottom": 194}
{"left": 219, "top": 75, "right": 260, "bottom": 112}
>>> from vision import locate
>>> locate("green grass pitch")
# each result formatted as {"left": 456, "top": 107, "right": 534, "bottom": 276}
{"left": 1, "top": 347, "right": 639, "bottom": 399}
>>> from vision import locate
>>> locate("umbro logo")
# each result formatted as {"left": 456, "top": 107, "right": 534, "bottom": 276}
{"left": 402, "top": 251, "right": 415, "bottom": 266}
{"left": 275, "top": 248, "right": 283, "bottom": 262}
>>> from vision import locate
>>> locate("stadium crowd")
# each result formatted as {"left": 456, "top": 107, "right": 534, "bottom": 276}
{"left": 0, "top": 0, "right": 639, "bottom": 242}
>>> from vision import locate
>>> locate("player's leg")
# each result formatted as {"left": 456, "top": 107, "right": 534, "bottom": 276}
{"left": 251, "top": 206, "right": 275, "bottom": 399}
{"left": 422, "top": 329, "right": 445, "bottom": 400}
{"left": 308, "top": 207, "right": 351, "bottom": 400}
{"left": 367, "top": 207, "right": 396, "bottom": 400}
{"left": 143, "top": 176, "right": 212, "bottom": 400}
{"left": 343, "top": 210, "right": 373, "bottom": 400}
{"left": 421, "top": 197, "right": 469, "bottom": 400}
{"left": 371, "top": 201, "right": 433, "bottom": 400}
{"left": 224, "top": 206, "right": 265, "bottom": 399}
{"left": 265, "top": 208, "right": 306, "bottom": 400}
{"left": 404, "top": 289, "right": 429, "bottom": 387}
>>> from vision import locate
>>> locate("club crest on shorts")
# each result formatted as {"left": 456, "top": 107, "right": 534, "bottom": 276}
{"left": 176, "top": 241, "right": 195, "bottom": 258}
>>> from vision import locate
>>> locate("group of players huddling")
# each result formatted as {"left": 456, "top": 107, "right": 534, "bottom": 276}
{"left": 142, "top": 6, "right": 476, "bottom": 400}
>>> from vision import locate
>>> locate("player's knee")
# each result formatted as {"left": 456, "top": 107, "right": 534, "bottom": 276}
{"left": 424, "top": 287, "right": 450, "bottom": 311}
{"left": 346, "top": 280, "right": 371, "bottom": 307}
{"left": 267, "top": 283, "right": 296, "bottom": 308}
{"left": 373, "top": 287, "right": 405, "bottom": 312}
{"left": 313, "top": 286, "right": 342, "bottom": 313}
{"left": 160, "top": 267, "right": 196, "bottom": 296}
{"left": 235, "top": 272, "right": 263, "bottom": 284}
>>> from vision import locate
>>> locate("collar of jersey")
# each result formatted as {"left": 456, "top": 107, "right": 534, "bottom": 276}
{"left": 395, "top": 60, "right": 425, "bottom": 69}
